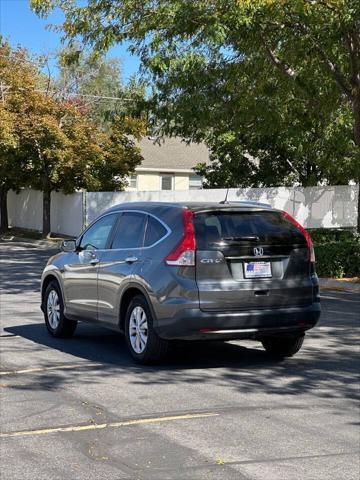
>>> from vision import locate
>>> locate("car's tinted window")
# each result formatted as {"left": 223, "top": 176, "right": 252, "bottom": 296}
{"left": 144, "top": 216, "right": 167, "bottom": 247}
{"left": 111, "top": 212, "right": 146, "bottom": 249}
{"left": 80, "top": 214, "right": 117, "bottom": 250}
{"left": 194, "top": 211, "right": 306, "bottom": 249}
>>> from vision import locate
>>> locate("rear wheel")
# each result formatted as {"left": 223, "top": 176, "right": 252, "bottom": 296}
{"left": 44, "top": 281, "right": 77, "bottom": 338}
{"left": 261, "top": 334, "right": 304, "bottom": 358}
{"left": 125, "top": 295, "right": 169, "bottom": 364}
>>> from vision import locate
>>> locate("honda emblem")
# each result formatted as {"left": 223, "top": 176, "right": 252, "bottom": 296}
{"left": 254, "top": 247, "right": 264, "bottom": 256}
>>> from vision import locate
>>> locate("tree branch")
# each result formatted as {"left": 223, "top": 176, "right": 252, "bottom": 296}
{"left": 264, "top": 20, "right": 354, "bottom": 100}
{"left": 262, "top": 41, "right": 297, "bottom": 79}
{"left": 345, "top": 32, "right": 360, "bottom": 90}
{"left": 315, "top": 44, "right": 353, "bottom": 99}
{"left": 292, "top": 23, "right": 353, "bottom": 100}
{"left": 261, "top": 39, "right": 317, "bottom": 102}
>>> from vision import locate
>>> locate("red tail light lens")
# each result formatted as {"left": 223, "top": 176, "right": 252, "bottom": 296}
{"left": 165, "top": 209, "right": 196, "bottom": 266}
{"left": 282, "top": 211, "right": 315, "bottom": 262}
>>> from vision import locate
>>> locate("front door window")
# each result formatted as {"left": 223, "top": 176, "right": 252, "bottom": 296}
{"left": 80, "top": 214, "right": 118, "bottom": 251}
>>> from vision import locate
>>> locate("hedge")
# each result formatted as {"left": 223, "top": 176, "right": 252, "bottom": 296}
{"left": 314, "top": 240, "right": 360, "bottom": 278}
{"left": 309, "top": 228, "right": 356, "bottom": 244}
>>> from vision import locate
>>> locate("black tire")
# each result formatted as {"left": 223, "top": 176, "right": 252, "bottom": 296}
{"left": 261, "top": 334, "right": 304, "bottom": 358}
{"left": 125, "top": 295, "right": 169, "bottom": 364}
{"left": 44, "top": 281, "right": 77, "bottom": 338}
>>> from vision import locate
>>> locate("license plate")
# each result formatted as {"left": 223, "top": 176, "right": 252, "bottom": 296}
{"left": 244, "top": 261, "right": 272, "bottom": 278}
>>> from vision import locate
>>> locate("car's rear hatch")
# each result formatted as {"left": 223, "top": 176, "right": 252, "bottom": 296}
{"left": 193, "top": 208, "right": 313, "bottom": 312}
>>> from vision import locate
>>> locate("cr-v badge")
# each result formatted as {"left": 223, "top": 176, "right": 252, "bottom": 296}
{"left": 200, "top": 258, "right": 223, "bottom": 264}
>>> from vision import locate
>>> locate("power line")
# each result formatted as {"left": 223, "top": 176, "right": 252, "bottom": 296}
{"left": 44, "top": 91, "right": 133, "bottom": 101}
{"left": 0, "top": 53, "right": 45, "bottom": 66}
{"left": 0, "top": 84, "right": 133, "bottom": 102}
{"left": 1, "top": 54, "right": 135, "bottom": 101}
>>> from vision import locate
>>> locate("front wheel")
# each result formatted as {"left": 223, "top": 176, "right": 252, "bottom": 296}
{"left": 125, "top": 295, "right": 169, "bottom": 364}
{"left": 44, "top": 281, "right": 77, "bottom": 338}
{"left": 261, "top": 334, "right": 304, "bottom": 358}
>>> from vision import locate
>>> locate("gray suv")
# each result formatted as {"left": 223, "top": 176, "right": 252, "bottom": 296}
{"left": 41, "top": 201, "right": 321, "bottom": 363}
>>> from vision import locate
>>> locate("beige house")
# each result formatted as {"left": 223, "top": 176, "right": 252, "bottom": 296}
{"left": 126, "top": 137, "right": 210, "bottom": 191}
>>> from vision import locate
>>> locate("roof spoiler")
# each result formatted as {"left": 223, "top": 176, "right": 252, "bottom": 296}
{"left": 219, "top": 200, "right": 272, "bottom": 208}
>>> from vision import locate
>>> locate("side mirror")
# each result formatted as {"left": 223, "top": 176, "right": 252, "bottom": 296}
{"left": 60, "top": 239, "right": 77, "bottom": 252}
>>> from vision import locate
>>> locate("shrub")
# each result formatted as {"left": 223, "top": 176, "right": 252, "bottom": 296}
{"left": 314, "top": 240, "right": 360, "bottom": 278}
{"left": 309, "top": 228, "right": 357, "bottom": 245}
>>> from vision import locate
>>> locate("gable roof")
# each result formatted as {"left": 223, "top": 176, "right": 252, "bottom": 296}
{"left": 136, "top": 137, "right": 211, "bottom": 172}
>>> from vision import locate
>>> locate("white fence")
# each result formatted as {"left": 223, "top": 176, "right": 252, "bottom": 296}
{"left": 5, "top": 185, "right": 359, "bottom": 237}
{"left": 7, "top": 190, "right": 84, "bottom": 237}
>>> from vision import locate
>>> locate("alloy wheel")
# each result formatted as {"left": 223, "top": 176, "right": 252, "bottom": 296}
{"left": 129, "top": 306, "right": 148, "bottom": 354}
{"left": 47, "top": 289, "right": 60, "bottom": 329}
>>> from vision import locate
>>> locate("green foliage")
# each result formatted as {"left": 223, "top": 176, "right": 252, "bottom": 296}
{"left": 85, "top": 116, "right": 145, "bottom": 191}
{"left": 0, "top": 42, "right": 39, "bottom": 194}
{"left": 310, "top": 228, "right": 359, "bottom": 278}
{"left": 314, "top": 239, "right": 360, "bottom": 278}
{"left": 0, "top": 40, "right": 146, "bottom": 234}
{"left": 30, "top": 0, "right": 360, "bottom": 190}
{"left": 309, "top": 228, "right": 357, "bottom": 245}
{"left": 57, "top": 46, "right": 147, "bottom": 131}
{"left": 195, "top": 132, "right": 259, "bottom": 188}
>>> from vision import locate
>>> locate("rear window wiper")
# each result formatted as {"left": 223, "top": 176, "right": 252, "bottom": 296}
{"left": 221, "top": 236, "right": 260, "bottom": 242}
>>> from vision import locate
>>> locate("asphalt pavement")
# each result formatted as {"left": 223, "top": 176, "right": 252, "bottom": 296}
{"left": 0, "top": 241, "right": 359, "bottom": 480}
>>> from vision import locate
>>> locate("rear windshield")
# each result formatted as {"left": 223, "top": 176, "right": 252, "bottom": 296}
{"left": 194, "top": 210, "right": 306, "bottom": 249}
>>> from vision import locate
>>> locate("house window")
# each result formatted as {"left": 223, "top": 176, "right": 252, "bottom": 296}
{"left": 161, "top": 174, "right": 173, "bottom": 190}
{"left": 189, "top": 174, "right": 203, "bottom": 190}
{"left": 129, "top": 174, "right": 137, "bottom": 189}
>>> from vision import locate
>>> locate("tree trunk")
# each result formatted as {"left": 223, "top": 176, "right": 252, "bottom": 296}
{"left": 353, "top": 93, "right": 360, "bottom": 233}
{"left": 358, "top": 182, "right": 360, "bottom": 234}
{"left": 0, "top": 186, "right": 9, "bottom": 233}
{"left": 42, "top": 187, "right": 51, "bottom": 238}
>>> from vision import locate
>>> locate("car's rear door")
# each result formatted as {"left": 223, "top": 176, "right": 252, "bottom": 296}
{"left": 97, "top": 211, "right": 147, "bottom": 326}
{"left": 194, "top": 208, "right": 313, "bottom": 312}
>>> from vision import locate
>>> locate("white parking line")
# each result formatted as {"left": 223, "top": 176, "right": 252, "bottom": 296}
{"left": 0, "top": 412, "right": 219, "bottom": 438}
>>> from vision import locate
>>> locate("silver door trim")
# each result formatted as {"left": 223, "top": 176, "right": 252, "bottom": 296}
{"left": 78, "top": 210, "right": 172, "bottom": 252}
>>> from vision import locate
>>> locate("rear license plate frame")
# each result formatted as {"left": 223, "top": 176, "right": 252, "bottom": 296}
{"left": 244, "top": 261, "right": 272, "bottom": 279}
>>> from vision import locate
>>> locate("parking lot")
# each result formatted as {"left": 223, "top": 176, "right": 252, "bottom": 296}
{"left": 0, "top": 240, "right": 359, "bottom": 480}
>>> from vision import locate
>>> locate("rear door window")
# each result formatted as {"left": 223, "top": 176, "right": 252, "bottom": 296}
{"left": 194, "top": 210, "right": 306, "bottom": 249}
{"left": 144, "top": 216, "right": 167, "bottom": 247}
{"left": 111, "top": 212, "right": 146, "bottom": 249}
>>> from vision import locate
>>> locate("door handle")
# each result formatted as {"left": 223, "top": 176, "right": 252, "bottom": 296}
{"left": 89, "top": 257, "right": 100, "bottom": 265}
{"left": 125, "top": 256, "right": 138, "bottom": 264}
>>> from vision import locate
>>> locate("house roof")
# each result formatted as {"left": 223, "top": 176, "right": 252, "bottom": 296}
{"left": 136, "top": 137, "right": 211, "bottom": 172}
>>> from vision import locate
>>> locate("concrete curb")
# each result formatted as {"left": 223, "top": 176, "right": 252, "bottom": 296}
{"left": 319, "top": 278, "right": 360, "bottom": 294}
{"left": 0, "top": 236, "right": 60, "bottom": 248}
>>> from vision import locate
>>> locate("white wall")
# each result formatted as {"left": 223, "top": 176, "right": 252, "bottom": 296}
{"left": 6, "top": 185, "right": 358, "bottom": 236}
{"left": 51, "top": 192, "right": 84, "bottom": 237}
{"left": 7, "top": 190, "right": 83, "bottom": 237}
{"left": 86, "top": 185, "right": 358, "bottom": 228}
{"left": 7, "top": 189, "right": 43, "bottom": 232}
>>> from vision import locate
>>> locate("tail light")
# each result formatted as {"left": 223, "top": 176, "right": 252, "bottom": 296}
{"left": 282, "top": 211, "right": 315, "bottom": 262}
{"left": 165, "top": 209, "right": 196, "bottom": 266}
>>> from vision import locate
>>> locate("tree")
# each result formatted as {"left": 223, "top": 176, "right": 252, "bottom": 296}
{"left": 31, "top": 0, "right": 360, "bottom": 230}
{"left": 0, "top": 106, "right": 18, "bottom": 232}
{"left": 0, "top": 41, "right": 145, "bottom": 236}
{"left": 56, "top": 46, "right": 146, "bottom": 130}
{"left": 0, "top": 43, "right": 37, "bottom": 232}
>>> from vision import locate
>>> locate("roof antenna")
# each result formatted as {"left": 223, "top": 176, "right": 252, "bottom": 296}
{"left": 219, "top": 188, "right": 229, "bottom": 204}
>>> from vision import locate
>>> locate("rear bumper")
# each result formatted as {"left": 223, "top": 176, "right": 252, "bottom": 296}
{"left": 155, "top": 303, "right": 321, "bottom": 340}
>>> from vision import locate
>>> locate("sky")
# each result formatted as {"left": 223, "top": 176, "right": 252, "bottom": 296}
{"left": 0, "top": 0, "right": 141, "bottom": 82}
